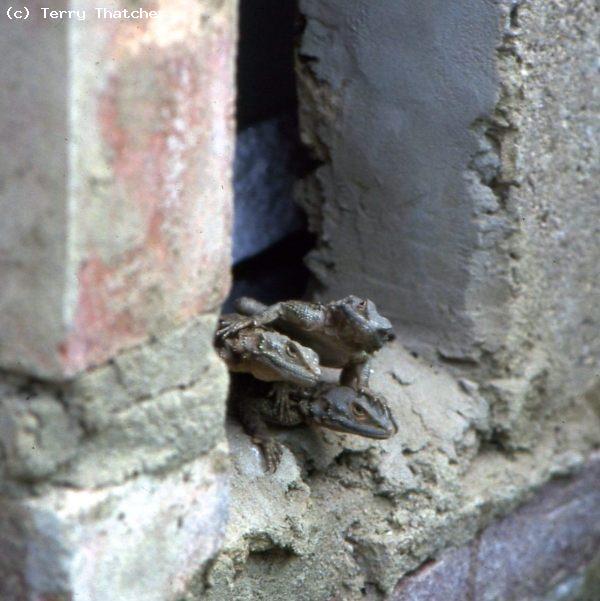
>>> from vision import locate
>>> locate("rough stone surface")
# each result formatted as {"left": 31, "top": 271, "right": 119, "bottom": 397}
{"left": 0, "top": 446, "right": 229, "bottom": 601}
{"left": 185, "top": 343, "right": 600, "bottom": 600}
{"left": 0, "top": 0, "right": 237, "bottom": 378}
{"left": 389, "top": 547, "right": 472, "bottom": 601}
{"left": 0, "top": 393, "right": 82, "bottom": 482}
{"left": 69, "top": 314, "right": 222, "bottom": 430}
{"left": 502, "top": 0, "right": 600, "bottom": 422}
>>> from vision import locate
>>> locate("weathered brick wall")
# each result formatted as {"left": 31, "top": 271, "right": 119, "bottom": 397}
{"left": 1, "top": 1, "right": 598, "bottom": 600}
{"left": 0, "top": 0, "right": 234, "bottom": 379}
{"left": 392, "top": 455, "right": 600, "bottom": 601}
{"left": 0, "top": 2, "right": 237, "bottom": 599}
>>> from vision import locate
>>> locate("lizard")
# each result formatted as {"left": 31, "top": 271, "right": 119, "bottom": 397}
{"left": 217, "top": 296, "right": 395, "bottom": 389}
{"left": 215, "top": 313, "right": 322, "bottom": 388}
{"left": 231, "top": 375, "right": 398, "bottom": 472}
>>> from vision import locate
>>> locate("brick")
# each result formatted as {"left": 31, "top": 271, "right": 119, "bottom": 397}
{"left": 0, "top": 1, "right": 237, "bottom": 378}
{"left": 0, "top": 446, "right": 229, "bottom": 601}
{"left": 473, "top": 456, "right": 600, "bottom": 601}
{"left": 391, "top": 454, "right": 600, "bottom": 601}
{"left": 392, "top": 546, "right": 472, "bottom": 601}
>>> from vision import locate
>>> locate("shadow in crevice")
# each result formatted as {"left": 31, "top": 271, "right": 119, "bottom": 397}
{"left": 223, "top": 230, "right": 314, "bottom": 313}
{"left": 236, "top": 0, "right": 298, "bottom": 130}
{"left": 229, "top": 0, "right": 316, "bottom": 309}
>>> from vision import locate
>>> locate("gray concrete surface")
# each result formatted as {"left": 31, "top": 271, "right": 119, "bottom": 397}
{"left": 296, "top": 0, "right": 502, "bottom": 357}
{"left": 296, "top": 0, "right": 600, "bottom": 445}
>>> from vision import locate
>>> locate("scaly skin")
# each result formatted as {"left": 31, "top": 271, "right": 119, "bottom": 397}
{"left": 232, "top": 375, "right": 398, "bottom": 472}
{"left": 218, "top": 296, "right": 395, "bottom": 389}
{"left": 216, "top": 315, "right": 322, "bottom": 387}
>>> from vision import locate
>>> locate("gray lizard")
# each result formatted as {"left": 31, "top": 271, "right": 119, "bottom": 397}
{"left": 218, "top": 296, "right": 395, "bottom": 389}
{"left": 215, "top": 314, "right": 322, "bottom": 387}
{"left": 232, "top": 375, "right": 398, "bottom": 472}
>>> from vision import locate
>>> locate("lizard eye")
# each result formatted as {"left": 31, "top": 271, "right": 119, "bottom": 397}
{"left": 351, "top": 403, "right": 367, "bottom": 419}
{"left": 285, "top": 343, "right": 299, "bottom": 357}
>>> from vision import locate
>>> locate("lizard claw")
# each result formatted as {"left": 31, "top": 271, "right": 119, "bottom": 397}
{"left": 256, "top": 438, "right": 284, "bottom": 473}
{"left": 217, "top": 316, "right": 254, "bottom": 339}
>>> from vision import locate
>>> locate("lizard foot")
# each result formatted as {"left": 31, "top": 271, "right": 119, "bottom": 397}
{"left": 253, "top": 436, "right": 284, "bottom": 473}
{"left": 216, "top": 316, "right": 255, "bottom": 339}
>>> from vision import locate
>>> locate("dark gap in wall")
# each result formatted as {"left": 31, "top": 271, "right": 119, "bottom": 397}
{"left": 223, "top": 231, "right": 313, "bottom": 312}
{"left": 236, "top": 0, "right": 297, "bottom": 129}
{"left": 509, "top": 4, "right": 519, "bottom": 29}
{"left": 227, "top": 0, "right": 314, "bottom": 310}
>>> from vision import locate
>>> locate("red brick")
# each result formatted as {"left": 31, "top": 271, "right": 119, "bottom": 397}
{"left": 0, "top": 1, "right": 236, "bottom": 378}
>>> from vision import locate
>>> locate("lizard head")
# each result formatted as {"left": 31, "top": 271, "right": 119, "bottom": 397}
{"left": 299, "top": 385, "right": 397, "bottom": 439}
{"left": 333, "top": 296, "right": 395, "bottom": 352}
{"left": 250, "top": 330, "right": 322, "bottom": 387}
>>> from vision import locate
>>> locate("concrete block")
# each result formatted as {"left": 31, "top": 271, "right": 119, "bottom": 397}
{"left": 0, "top": 446, "right": 229, "bottom": 601}
{"left": 0, "top": 0, "right": 237, "bottom": 378}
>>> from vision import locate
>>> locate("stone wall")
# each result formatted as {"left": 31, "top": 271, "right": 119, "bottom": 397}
{"left": 1, "top": 1, "right": 598, "bottom": 600}
{"left": 0, "top": 2, "right": 237, "bottom": 599}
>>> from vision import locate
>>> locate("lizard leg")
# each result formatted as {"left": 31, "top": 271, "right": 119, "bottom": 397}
{"left": 236, "top": 398, "right": 284, "bottom": 473}
{"left": 340, "top": 353, "right": 372, "bottom": 388}
{"left": 236, "top": 297, "right": 326, "bottom": 332}
{"left": 216, "top": 304, "right": 286, "bottom": 339}
{"left": 216, "top": 313, "right": 256, "bottom": 339}
{"left": 272, "top": 383, "right": 297, "bottom": 425}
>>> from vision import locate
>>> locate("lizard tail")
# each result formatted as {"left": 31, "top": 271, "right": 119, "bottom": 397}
{"left": 234, "top": 296, "right": 268, "bottom": 316}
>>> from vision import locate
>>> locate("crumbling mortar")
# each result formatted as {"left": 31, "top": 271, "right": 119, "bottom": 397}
{"left": 0, "top": 352, "right": 225, "bottom": 491}
{"left": 51, "top": 439, "right": 229, "bottom": 496}
{"left": 449, "top": 0, "right": 556, "bottom": 454}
